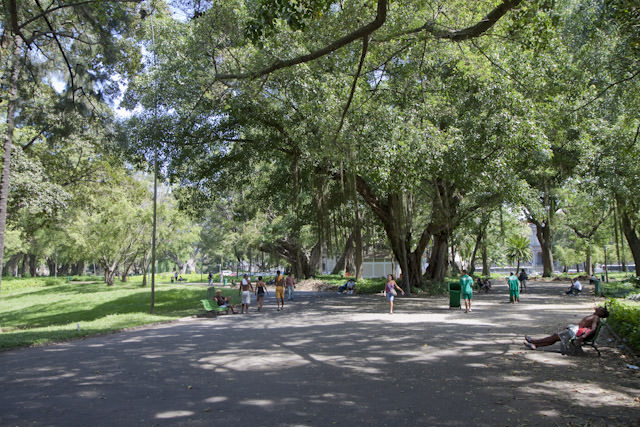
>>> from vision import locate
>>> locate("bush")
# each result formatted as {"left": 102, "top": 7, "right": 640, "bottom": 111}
{"left": 44, "top": 278, "right": 63, "bottom": 286}
{"left": 601, "top": 281, "right": 637, "bottom": 298}
{"left": 606, "top": 298, "right": 640, "bottom": 352}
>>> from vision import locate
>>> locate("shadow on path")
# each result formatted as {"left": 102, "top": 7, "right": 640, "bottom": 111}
{"left": 0, "top": 279, "right": 638, "bottom": 426}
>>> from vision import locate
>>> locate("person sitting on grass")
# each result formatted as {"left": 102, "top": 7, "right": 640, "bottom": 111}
{"left": 346, "top": 279, "right": 356, "bottom": 294}
{"left": 523, "top": 306, "right": 608, "bottom": 350}
{"left": 214, "top": 290, "right": 237, "bottom": 314}
{"left": 566, "top": 278, "right": 582, "bottom": 295}
{"left": 338, "top": 278, "right": 355, "bottom": 294}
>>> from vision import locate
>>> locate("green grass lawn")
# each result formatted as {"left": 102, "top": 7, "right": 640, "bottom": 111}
{"left": 0, "top": 277, "right": 239, "bottom": 350}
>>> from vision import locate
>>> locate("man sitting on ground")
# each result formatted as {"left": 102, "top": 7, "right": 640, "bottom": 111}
{"left": 479, "top": 278, "right": 492, "bottom": 293}
{"left": 523, "top": 306, "right": 608, "bottom": 350}
{"left": 566, "top": 278, "right": 583, "bottom": 295}
{"left": 339, "top": 278, "right": 355, "bottom": 294}
{"left": 214, "top": 290, "right": 237, "bottom": 314}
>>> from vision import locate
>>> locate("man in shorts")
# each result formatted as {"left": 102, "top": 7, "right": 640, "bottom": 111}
{"left": 274, "top": 270, "right": 285, "bottom": 311}
{"left": 460, "top": 269, "right": 474, "bottom": 313}
{"left": 523, "top": 306, "right": 609, "bottom": 350}
{"left": 214, "top": 289, "right": 237, "bottom": 314}
{"left": 285, "top": 272, "right": 296, "bottom": 301}
{"left": 239, "top": 274, "right": 253, "bottom": 313}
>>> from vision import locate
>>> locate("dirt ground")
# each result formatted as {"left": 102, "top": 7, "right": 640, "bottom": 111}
{"left": 0, "top": 278, "right": 638, "bottom": 426}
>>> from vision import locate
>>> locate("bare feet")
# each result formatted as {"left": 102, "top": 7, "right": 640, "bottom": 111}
{"left": 523, "top": 341, "right": 536, "bottom": 350}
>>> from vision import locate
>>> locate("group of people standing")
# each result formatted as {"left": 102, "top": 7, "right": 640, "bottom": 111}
{"left": 459, "top": 268, "right": 529, "bottom": 312}
{"left": 213, "top": 270, "right": 296, "bottom": 314}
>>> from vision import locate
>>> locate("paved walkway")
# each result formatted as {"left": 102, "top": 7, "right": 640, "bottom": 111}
{"left": 1, "top": 280, "right": 639, "bottom": 426}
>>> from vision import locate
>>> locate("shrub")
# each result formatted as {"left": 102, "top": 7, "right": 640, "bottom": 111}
{"left": 606, "top": 298, "right": 640, "bottom": 352}
{"left": 44, "top": 278, "right": 63, "bottom": 286}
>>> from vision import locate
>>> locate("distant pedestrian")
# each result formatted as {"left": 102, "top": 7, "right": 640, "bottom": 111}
{"left": 285, "top": 272, "right": 295, "bottom": 301}
{"left": 460, "top": 269, "right": 474, "bottom": 313}
{"left": 508, "top": 272, "right": 520, "bottom": 303}
{"left": 208, "top": 271, "right": 213, "bottom": 286}
{"left": 518, "top": 269, "right": 528, "bottom": 293}
{"left": 239, "top": 274, "right": 253, "bottom": 313}
{"left": 255, "top": 276, "right": 268, "bottom": 311}
{"left": 384, "top": 274, "right": 405, "bottom": 314}
{"left": 274, "top": 270, "right": 285, "bottom": 311}
{"left": 174, "top": 271, "right": 178, "bottom": 283}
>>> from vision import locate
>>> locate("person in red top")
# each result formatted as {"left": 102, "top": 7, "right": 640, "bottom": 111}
{"left": 523, "top": 307, "right": 608, "bottom": 350}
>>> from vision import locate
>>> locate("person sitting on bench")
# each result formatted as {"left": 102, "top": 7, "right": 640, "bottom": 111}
{"left": 523, "top": 306, "right": 608, "bottom": 350}
{"left": 566, "top": 278, "right": 582, "bottom": 295}
{"left": 214, "top": 290, "right": 237, "bottom": 314}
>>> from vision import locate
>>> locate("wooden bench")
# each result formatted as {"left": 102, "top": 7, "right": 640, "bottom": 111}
{"left": 201, "top": 299, "right": 230, "bottom": 316}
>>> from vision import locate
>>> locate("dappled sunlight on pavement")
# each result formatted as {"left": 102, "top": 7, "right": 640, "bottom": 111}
{"left": 0, "top": 279, "right": 638, "bottom": 426}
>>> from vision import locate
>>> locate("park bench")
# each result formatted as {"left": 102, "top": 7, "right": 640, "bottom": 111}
{"left": 201, "top": 299, "right": 230, "bottom": 315}
{"left": 566, "top": 321, "right": 604, "bottom": 357}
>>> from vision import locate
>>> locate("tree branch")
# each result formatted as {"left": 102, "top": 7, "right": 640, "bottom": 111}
{"left": 331, "top": 36, "right": 369, "bottom": 148}
{"left": 573, "top": 67, "right": 640, "bottom": 111}
{"left": 388, "top": 0, "right": 522, "bottom": 41}
{"left": 35, "top": 0, "right": 76, "bottom": 101}
{"left": 19, "top": 0, "right": 142, "bottom": 30}
{"left": 214, "top": 0, "right": 387, "bottom": 80}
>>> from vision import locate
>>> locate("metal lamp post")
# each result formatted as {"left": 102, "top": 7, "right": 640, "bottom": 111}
{"left": 603, "top": 245, "right": 609, "bottom": 284}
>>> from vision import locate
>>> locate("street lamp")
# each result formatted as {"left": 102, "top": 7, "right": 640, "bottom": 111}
{"left": 603, "top": 245, "right": 609, "bottom": 283}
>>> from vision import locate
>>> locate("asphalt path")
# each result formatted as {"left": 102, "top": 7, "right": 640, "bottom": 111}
{"left": 1, "top": 280, "right": 639, "bottom": 426}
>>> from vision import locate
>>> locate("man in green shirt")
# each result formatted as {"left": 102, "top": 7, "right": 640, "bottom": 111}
{"left": 460, "top": 269, "right": 474, "bottom": 313}
{"left": 507, "top": 272, "right": 520, "bottom": 303}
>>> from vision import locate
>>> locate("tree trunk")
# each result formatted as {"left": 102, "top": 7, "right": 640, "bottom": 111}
{"left": 536, "top": 224, "right": 554, "bottom": 277}
{"left": 425, "top": 231, "right": 448, "bottom": 282}
{"left": 28, "top": 254, "right": 37, "bottom": 277}
{"left": 468, "top": 227, "right": 484, "bottom": 275}
{"left": 104, "top": 269, "right": 116, "bottom": 286}
{"left": 620, "top": 210, "right": 640, "bottom": 277}
{"left": 353, "top": 201, "right": 363, "bottom": 280}
{"left": 309, "top": 241, "right": 322, "bottom": 275}
{"left": 331, "top": 232, "right": 354, "bottom": 275}
{"left": 0, "top": 37, "right": 23, "bottom": 292}
{"left": 585, "top": 249, "right": 592, "bottom": 276}
{"left": 5, "top": 253, "right": 21, "bottom": 277}
{"left": 481, "top": 237, "right": 490, "bottom": 276}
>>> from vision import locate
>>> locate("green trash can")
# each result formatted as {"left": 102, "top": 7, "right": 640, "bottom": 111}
{"left": 223, "top": 277, "right": 229, "bottom": 287}
{"left": 447, "top": 281, "right": 461, "bottom": 309}
{"left": 594, "top": 279, "right": 601, "bottom": 297}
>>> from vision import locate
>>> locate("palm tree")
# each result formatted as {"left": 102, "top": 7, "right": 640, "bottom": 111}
{"left": 506, "top": 235, "right": 532, "bottom": 272}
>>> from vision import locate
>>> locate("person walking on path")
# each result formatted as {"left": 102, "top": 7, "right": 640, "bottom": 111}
{"left": 239, "top": 274, "right": 254, "bottom": 313}
{"left": 460, "top": 269, "right": 474, "bottom": 313}
{"left": 208, "top": 271, "right": 213, "bottom": 286}
{"left": 508, "top": 272, "right": 520, "bottom": 303}
{"left": 285, "top": 272, "right": 296, "bottom": 301}
{"left": 255, "top": 276, "right": 268, "bottom": 311}
{"left": 384, "top": 274, "right": 405, "bottom": 314}
{"left": 518, "top": 269, "right": 528, "bottom": 293}
{"left": 274, "top": 270, "right": 285, "bottom": 311}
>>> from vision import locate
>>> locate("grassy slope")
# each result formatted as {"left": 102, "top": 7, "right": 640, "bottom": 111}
{"left": 0, "top": 277, "right": 239, "bottom": 350}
